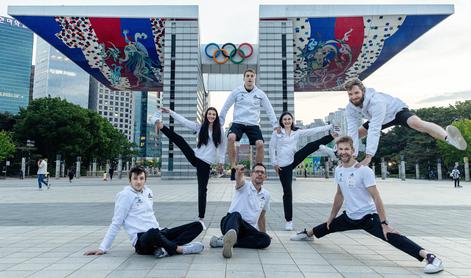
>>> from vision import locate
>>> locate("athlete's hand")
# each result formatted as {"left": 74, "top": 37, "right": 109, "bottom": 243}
{"left": 381, "top": 224, "right": 400, "bottom": 241}
{"left": 84, "top": 249, "right": 105, "bottom": 256}
{"left": 274, "top": 165, "right": 281, "bottom": 176}
{"left": 274, "top": 127, "right": 281, "bottom": 134}
{"left": 356, "top": 155, "right": 372, "bottom": 168}
{"left": 161, "top": 107, "right": 170, "bottom": 113}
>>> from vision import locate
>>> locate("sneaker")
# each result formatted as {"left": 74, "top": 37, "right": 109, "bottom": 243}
{"left": 199, "top": 219, "right": 207, "bottom": 231}
{"left": 446, "top": 125, "right": 467, "bottom": 150}
{"left": 423, "top": 253, "right": 444, "bottom": 274}
{"left": 319, "top": 145, "right": 337, "bottom": 161}
{"left": 285, "top": 221, "right": 293, "bottom": 231}
{"left": 210, "top": 235, "right": 223, "bottom": 248}
{"left": 153, "top": 248, "right": 168, "bottom": 259}
{"left": 151, "top": 111, "right": 162, "bottom": 125}
{"left": 230, "top": 168, "right": 236, "bottom": 181}
{"left": 222, "top": 229, "right": 237, "bottom": 258}
{"left": 290, "top": 228, "right": 314, "bottom": 241}
{"left": 181, "top": 242, "right": 204, "bottom": 255}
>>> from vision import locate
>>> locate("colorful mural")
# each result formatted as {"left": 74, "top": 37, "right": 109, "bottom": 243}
{"left": 13, "top": 15, "right": 166, "bottom": 91}
{"left": 292, "top": 14, "right": 449, "bottom": 91}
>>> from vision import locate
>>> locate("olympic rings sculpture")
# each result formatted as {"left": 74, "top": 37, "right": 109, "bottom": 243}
{"left": 204, "top": 43, "right": 254, "bottom": 64}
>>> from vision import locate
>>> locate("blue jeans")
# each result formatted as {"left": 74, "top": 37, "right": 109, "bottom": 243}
{"left": 37, "top": 174, "right": 48, "bottom": 188}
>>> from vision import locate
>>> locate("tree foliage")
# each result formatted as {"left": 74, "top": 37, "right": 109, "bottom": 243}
{"left": 0, "top": 131, "right": 16, "bottom": 161}
{"left": 13, "top": 97, "right": 136, "bottom": 165}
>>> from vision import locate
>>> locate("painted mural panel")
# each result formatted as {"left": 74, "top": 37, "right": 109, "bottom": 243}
{"left": 14, "top": 15, "right": 166, "bottom": 91}
{"left": 292, "top": 14, "right": 448, "bottom": 91}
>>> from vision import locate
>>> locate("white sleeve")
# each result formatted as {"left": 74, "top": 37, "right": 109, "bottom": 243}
{"left": 269, "top": 131, "right": 278, "bottom": 166}
{"left": 99, "top": 193, "right": 132, "bottom": 252}
{"left": 297, "top": 124, "right": 332, "bottom": 138}
{"left": 170, "top": 110, "right": 200, "bottom": 133}
{"left": 365, "top": 102, "right": 387, "bottom": 156}
{"left": 361, "top": 166, "right": 376, "bottom": 188}
{"left": 217, "top": 126, "right": 227, "bottom": 164}
{"left": 219, "top": 89, "right": 237, "bottom": 125}
{"left": 260, "top": 92, "right": 279, "bottom": 129}
{"left": 346, "top": 105, "right": 362, "bottom": 157}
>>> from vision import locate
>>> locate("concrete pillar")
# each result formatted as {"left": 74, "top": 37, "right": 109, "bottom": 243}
{"left": 400, "top": 155, "right": 406, "bottom": 181}
{"left": 415, "top": 162, "right": 420, "bottom": 179}
{"left": 118, "top": 155, "right": 123, "bottom": 179}
{"left": 60, "top": 161, "right": 65, "bottom": 177}
{"left": 324, "top": 160, "right": 330, "bottom": 179}
{"left": 126, "top": 161, "right": 129, "bottom": 171}
{"left": 92, "top": 159, "right": 97, "bottom": 176}
{"left": 372, "top": 164, "right": 376, "bottom": 176}
{"left": 55, "top": 154, "right": 61, "bottom": 179}
{"left": 76, "top": 156, "right": 81, "bottom": 179}
{"left": 437, "top": 159, "right": 442, "bottom": 180}
{"left": 381, "top": 158, "right": 387, "bottom": 180}
{"left": 131, "top": 157, "right": 136, "bottom": 168}
{"left": 21, "top": 157, "right": 26, "bottom": 179}
{"left": 464, "top": 157, "right": 470, "bottom": 182}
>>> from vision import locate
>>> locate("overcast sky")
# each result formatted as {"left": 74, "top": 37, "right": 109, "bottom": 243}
{"left": 2, "top": 0, "right": 470, "bottom": 124}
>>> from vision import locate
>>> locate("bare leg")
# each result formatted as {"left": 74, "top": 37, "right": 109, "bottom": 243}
{"left": 255, "top": 140, "right": 264, "bottom": 164}
{"left": 227, "top": 133, "right": 237, "bottom": 168}
{"left": 407, "top": 116, "right": 446, "bottom": 140}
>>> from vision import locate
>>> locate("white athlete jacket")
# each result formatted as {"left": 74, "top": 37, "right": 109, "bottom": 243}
{"left": 219, "top": 85, "right": 278, "bottom": 129}
{"left": 346, "top": 88, "right": 407, "bottom": 157}
{"left": 99, "top": 186, "right": 159, "bottom": 252}
{"left": 169, "top": 110, "right": 226, "bottom": 164}
{"left": 269, "top": 125, "right": 332, "bottom": 167}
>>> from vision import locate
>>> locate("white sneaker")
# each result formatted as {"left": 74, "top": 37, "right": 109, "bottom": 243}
{"left": 290, "top": 228, "right": 314, "bottom": 241}
{"left": 446, "top": 125, "right": 467, "bottom": 150}
{"left": 285, "top": 221, "right": 293, "bottom": 231}
{"left": 423, "top": 253, "right": 444, "bottom": 274}
{"left": 222, "top": 229, "right": 237, "bottom": 258}
{"left": 199, "top": 219, "right": 207, "bottom": 230}
{"left": 319, "top": 145, "right": 337, "bottom": 161}
{"left": 210, "top": 235, "right": 223, "bottom": 248}
{"left": 151, "top": 111, "right": 162, "bottom": 125}
{"left": 181, "top": 242, "right": 204, "bottom": 255}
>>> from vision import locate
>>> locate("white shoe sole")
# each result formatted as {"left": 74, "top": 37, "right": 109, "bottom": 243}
{"left": 424, "top": 265, "right": 444, "bottom": 274}
{"left": 447, "top": 125, "right": 467, "bottom": 150}
{"left": 222, "top": 229, "right": 237, "bottom": 258}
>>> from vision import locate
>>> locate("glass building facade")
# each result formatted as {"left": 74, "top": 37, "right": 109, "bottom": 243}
{"left": 0, "top": 16, "right": 33, "bottom": 114}
{"left": 33, "top": 37, "right": 89, "bottom": 108}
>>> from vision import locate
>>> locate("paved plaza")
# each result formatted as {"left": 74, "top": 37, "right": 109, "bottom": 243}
{"left": 0, "top": 175, "right": 470, "bottom": 278}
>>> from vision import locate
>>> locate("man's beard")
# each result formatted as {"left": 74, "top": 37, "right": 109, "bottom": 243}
{"left": 350, "top": 96, "right": 364, "bottom": 107}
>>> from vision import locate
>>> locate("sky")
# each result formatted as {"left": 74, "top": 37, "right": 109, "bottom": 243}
{"left": 2, "top": 0, "right": 470, "bottom": 124}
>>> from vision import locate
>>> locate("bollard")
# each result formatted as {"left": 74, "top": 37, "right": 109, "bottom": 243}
{"left": 400, "top": 155, "right": 406, "bottom": 181}
{"left": 118, "top": 155, "right": 123, "bottom": 179}
{"left": 415, "top": 162, "right": 420, "bottom": 179}
{"left": 21, "top": 157, "right": 26, "bottom": 179}
{"left": 437, "top": 159, "right": 442, "bottom": 180}
{"left": 464, "top": 157, "right": 470, "bottom": 182}
{"left": 55, "top": 154, "right": 61, "bottom": 179}
{"left": 381, "top": 158, "right": 387, "bottom": 180}
{"left": 76, "top": 156, "right": 81, "bottom": 179}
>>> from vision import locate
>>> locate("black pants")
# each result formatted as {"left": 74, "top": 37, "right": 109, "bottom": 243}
{"left": 220, "top": 212, "right": 270, "bottom": 249}
{"left": 135, "top": 221, "right": 202, "bottom": 256}
{"left": 312, "top": 212, "right": 424, "bottom": 261}
{"left": 454, "top": 178, "right": 460, "bottom": 187}
{"left": 279, "top": 135, "right": 334, "bottom": 221}
{"left": 161, "top": 126, "right": 211, "bottom": 218}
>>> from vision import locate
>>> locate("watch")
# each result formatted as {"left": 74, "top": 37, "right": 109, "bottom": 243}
{"left": 381, "top": 220, "right": 389, "bottom": 225}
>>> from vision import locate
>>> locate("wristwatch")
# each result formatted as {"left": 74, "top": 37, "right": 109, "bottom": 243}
{"left": 381, "top": 220, "right": 389, "bottom": 225}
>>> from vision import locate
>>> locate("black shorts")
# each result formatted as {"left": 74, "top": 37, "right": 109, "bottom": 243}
{"left": 362, "top": 108, "right": 415, "bottom": 130}
{"left": 228, "top": 123, "right": 264, "bottom": 145}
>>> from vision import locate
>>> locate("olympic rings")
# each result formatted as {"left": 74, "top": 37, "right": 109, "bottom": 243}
{"left": 204, "top": 42, "right": 253, "bottom": 64}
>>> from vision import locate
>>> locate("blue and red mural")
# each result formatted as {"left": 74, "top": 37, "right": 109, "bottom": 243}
{"left": 13, "top": 15, "right": 166, "bottom": 91}
{"left": 291, "top": 14, "right": 449, "bottom": 91}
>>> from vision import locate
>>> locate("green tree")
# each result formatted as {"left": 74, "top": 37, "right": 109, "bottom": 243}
{"left": 437, "top": 119, "right": 471, "bottom": 166}
{"left": 0, "top": 131, "right": 16, "bottom": 161}
{"left": 0, "top": 112, "right": 18, "bottom": 132}
{"left": 14, "top": 97, "right": 135, "bottom": 166}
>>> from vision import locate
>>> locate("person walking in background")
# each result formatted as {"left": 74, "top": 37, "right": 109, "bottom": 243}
{"left": 108, "top": 165, "right": 114, "bottom": 181}
{"left": 450, "top": 165, "right": 461, "bottom": 188}
{"left": 37, "top": 158, "right": 49, "bottom": 190}
{"left": 68, "top": 167, "right": 75, "bottom": 183}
